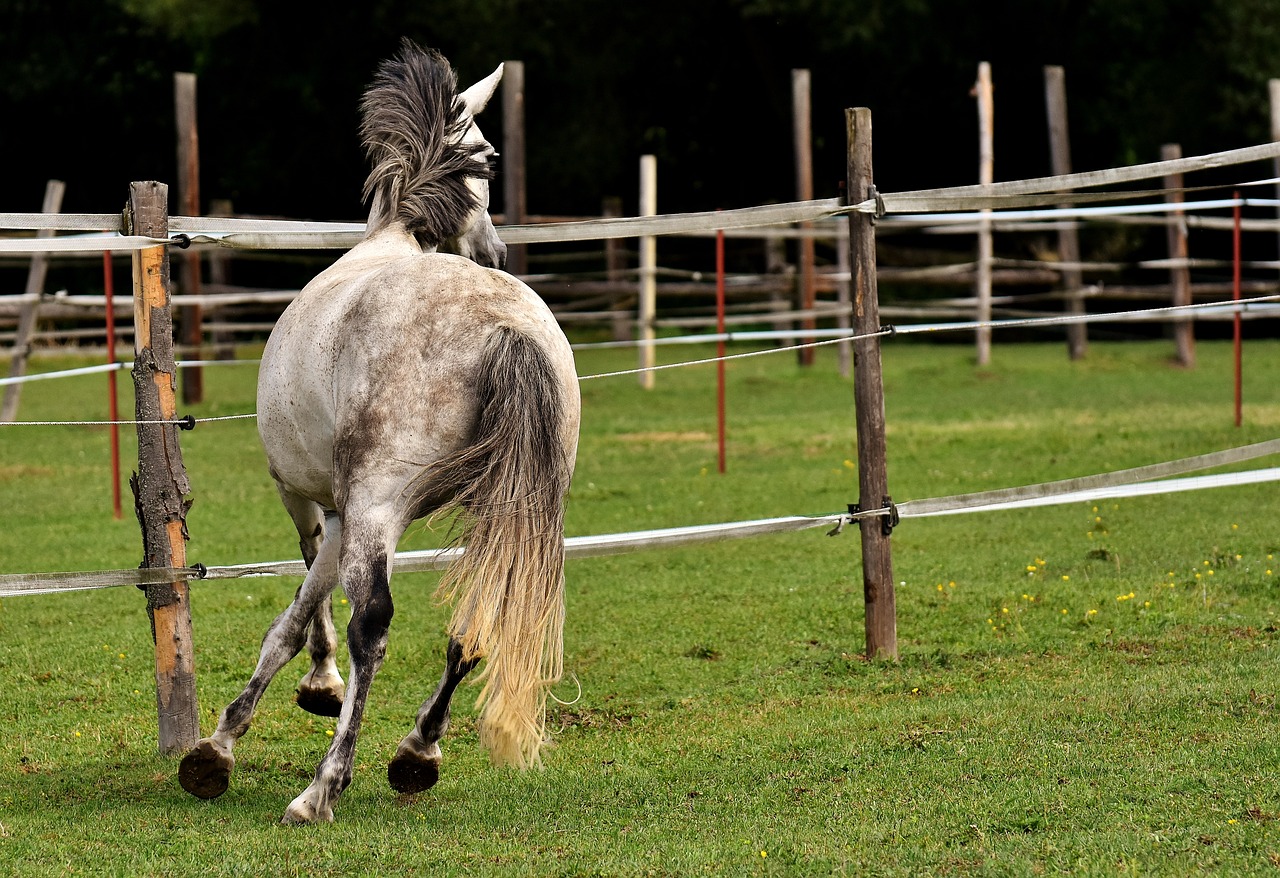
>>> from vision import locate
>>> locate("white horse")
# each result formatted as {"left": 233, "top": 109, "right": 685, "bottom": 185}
{"left": 178, "top": 42, "right": 580, "bottom": 824}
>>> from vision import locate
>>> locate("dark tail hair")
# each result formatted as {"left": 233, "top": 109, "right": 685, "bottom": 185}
{"left": 409, "top": 328, "right": 573, "bottom": 768}
{"left": 359, "top": 40, "right": 493, "bottom": 247}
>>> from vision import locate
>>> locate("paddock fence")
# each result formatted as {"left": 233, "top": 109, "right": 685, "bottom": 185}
{"left": 3, "top": 126, "right": 1280, "bottom": 751}
{"left": 5, "top": 152, "right": 1280, "bottom": 369}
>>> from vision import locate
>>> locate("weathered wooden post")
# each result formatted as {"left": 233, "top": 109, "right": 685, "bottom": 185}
{"left": 502, "top": 60, "right": 528, "bottom": 278}
{"left": 1161, "top": 144, "right": 1195, "bottom": 368}
{"left": 793, "top": 68, "right": 816, "bottom": 366}
{"left": 603, "top": 196, "right": 630, "bottom": 342}
{"left": 846, "top": 108, "right": 898, "bottom": 661}
{"left": 2, "top": 179, "right": 66, "bottom": 422}
{"left": 973, "top": 62, "right": 994, "bottom": 367}
{"left": 1044, "top": 65, "right": 1087, "bottom": 361}
{"left": 174, "top": 72, "right": 204, "bottom": 403}
{"left": 638, "top": 155, "right": 657, "bottom": 389}
{"left": 125, "top": 181, "right": 201, "bottom": 755}
{"left": 1271, "top": 80, "right": 1280, "bottom": 285}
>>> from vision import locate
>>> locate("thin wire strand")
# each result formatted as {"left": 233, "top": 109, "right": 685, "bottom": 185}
{"left": 2, "top": 413, "right": 257, "bottom": 427}
{"left": 4, "top": 294, "right": 1277, "bottom": 424}
{"left": 577, "top": 330, "right": 892, "bottom": 381}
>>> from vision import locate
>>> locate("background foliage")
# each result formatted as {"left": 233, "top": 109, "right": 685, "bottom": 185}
{"left": 6, "top": 0, "right": 1280, "bottom": 223}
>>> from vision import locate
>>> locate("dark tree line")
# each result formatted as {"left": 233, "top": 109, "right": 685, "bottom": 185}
{"left": 5, "top": 0, "right": 1280, "bottom": 224}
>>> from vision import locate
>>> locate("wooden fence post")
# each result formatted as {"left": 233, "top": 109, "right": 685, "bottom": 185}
{"left": 602, "top": 196, "right": 631, "bottom": 342}
{"left": 1161, "top": 144, "right": 1195, "bottom": 368}
{"left": 502, "top": 60, "right": 528, "bottom": 278}
{"left": 639, "top": 155, "right": 657, "bottom": 389}
{"left": 1044, "top": 65, "right": 1087, "bottom": 361}
{"left": 973, "top": 62, "right": 994, "bottom": 367}
{"left": 1269, "top": 80, "right": 1280, "bottom": 284}
{"left": 2, "top": 179, "right": 66, "bottom": 422}
{"left": 207, "top": 198, "right": 235, "bottom": 359}
{"left": 174, "top": 72, "right": 203, "bottom": 403}
{"left": 125, "top": 181, "right": 201, "bottom": 756}
{"left": 793, "top": 69, "right": 816, "bottom": 366}
{"left": 846, "top": 108, "right": 898, "bottom": 661}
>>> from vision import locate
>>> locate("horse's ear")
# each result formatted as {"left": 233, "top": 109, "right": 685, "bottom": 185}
{"left": 459, "top": 63, "right": 504, "bottom": 116}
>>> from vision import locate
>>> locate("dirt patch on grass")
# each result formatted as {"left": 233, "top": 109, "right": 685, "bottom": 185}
{"left": 618, "top": 431, "right": 711, "bottom": 443}
{"left": 550, "top": 707, "right": 635, "bottom": 730}
{"left": 0, "top": 465, "right": 57, "bottom": 482}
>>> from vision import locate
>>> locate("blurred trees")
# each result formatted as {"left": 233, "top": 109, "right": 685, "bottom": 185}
{"left": 4, "top": 0, "right": 1280, "bottom": 221}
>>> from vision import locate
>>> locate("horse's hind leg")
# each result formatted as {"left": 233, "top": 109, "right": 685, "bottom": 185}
{"left": 296, "top": 593, "right": 345, "bottom": 716}
{"left": 388, "top": 637, "right": 479, "bottom": 794}
{"left": 178, "top": 512, "right": 343, "bottom": 801}
{"left": 282, "top": 514, "right": 397, "bottom": 824}
{"left": 280, "top": 491, "right": 346, "bottom": 717}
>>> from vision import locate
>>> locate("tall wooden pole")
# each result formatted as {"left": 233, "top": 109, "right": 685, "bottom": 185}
{"left": 1161, "top": 144, "right": 1195, "bottom": 368}
{"left": 1044, "top": 65, "right": 1087, "bottom": 360}
{"left": 973, "top": 62, "right": 994, "bottom": 367}
{"left": 846, "top": 108, "right": 897, "bottom": 661}
{"left": 639, "top": 155, "right": 657, "bottom": 389}
{"left": 126, "top": 181, "right": 200, "bottom": 756}
{"left": 174, "top": 72, "right": 203, "bottom": 403}
{"left": 602, "top": 196, "right": 630, "bottom": 342}
{"left": 1269, "top": 80, "right": 1280, "bottom": 284}
{"left": 793, "top": 69, "right": 816, "bottom": 366}
{"left": 502, "top": 60, "right": 528, "bottom": 278}
{"left": 1232, "top": 192, "right": 1243, "bottom": 429}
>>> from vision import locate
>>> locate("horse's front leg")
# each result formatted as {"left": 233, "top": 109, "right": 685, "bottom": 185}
{"left": 282, "top": 520, "right": 396, "bottom": 825}
{"left": 178, "top": 513, "right": 342, "bottom": 801}
{"left": 388, "top": 637, "right": 479, "bottom": 794}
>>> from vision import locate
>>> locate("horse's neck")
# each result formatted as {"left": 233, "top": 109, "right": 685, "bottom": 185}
{"left": 363, "top": 190, "right": 394, "bottom": 240}
{"left": 364, "top": 194, "right": 434, "bottom": 254}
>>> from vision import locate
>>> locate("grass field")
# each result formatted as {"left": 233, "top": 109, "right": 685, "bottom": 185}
{"left": 1, "top": 337, "right": 1279, "bottom": 876}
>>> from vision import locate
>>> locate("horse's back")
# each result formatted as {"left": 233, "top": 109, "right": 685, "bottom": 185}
{"left": 257, "top": 234, "right": 578, "bottom": 518}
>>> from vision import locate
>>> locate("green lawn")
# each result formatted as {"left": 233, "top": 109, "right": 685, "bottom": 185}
{"left": 1, "top": 338, "right": 1278, "bottom": 876}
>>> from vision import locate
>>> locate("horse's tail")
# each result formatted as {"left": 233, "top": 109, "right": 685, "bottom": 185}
{"left": 411, "top": 327, "right": 573, "bottom": 769}
{"left": 359, "top": 40, "right": 492, "bottom": 247}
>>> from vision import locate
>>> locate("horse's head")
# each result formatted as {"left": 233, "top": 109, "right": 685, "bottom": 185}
{"left": 438, "top": 65, "right": 507, "bottom": 270}
{"left": 360, "top": 44, "right": 507, "bottom": 270}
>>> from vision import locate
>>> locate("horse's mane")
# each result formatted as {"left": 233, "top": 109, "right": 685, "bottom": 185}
{"left": 359, "top": 40, "right": 493, "bottom": 247}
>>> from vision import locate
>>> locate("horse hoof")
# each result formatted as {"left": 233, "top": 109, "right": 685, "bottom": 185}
{"left": 281, "top": 794, "right": 333, "bottom": 825}
{"left": 388, "top": 751, "right": 441, "bottom": 794}
{"left": 178, "top": 739, "right": 234, "bottom": 800}
{"left": 296, "top": 686, "right": 344, "bottom": 718}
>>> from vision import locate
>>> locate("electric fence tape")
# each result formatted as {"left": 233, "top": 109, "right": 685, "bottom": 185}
{"left": 4, "top": 439, "right": 1276, "bottom": 599}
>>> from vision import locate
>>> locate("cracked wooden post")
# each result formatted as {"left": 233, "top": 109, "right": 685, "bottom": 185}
{"left": 846, "top": 108, "right": 898, "bottom": 661}
{"left": 125, "top": 181, "right": 200, "bottom": 755}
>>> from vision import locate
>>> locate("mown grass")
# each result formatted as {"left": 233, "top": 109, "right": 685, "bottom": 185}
{"left": 1, "top": 338, "right": 1279, "bottom": 876}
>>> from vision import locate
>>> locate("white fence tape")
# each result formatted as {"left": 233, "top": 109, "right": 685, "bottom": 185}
{"left": 5, "top": 142, "right": 1280, "bottom": 252}
{"left": 901, "top": 467, "right": 1280, "bottom": 517}
{"left": 4, "top": 293, "right": 1279, "bottom": 394}
{"left": 0, "top": 235, "right": 166, "bottom": 254}
{"left": 3, "top": 440, "right": 1276, "bottom": 598}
